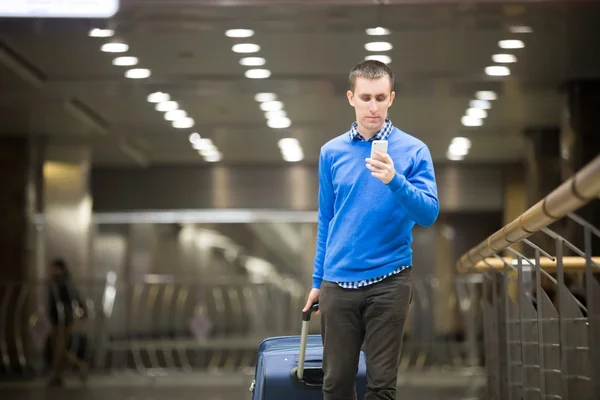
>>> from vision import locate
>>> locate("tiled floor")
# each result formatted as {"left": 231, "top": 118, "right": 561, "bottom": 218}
{"left": 0, "top": 369, "right": 485, "bottom": 400}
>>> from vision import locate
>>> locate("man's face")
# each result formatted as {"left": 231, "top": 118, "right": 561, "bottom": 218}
{"left": 347, "top": 76, "right": 395, "bottom": 136}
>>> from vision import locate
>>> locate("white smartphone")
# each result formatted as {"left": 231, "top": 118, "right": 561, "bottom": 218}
{"left": 370, "top": 140, "right": 388, "bottom": 160}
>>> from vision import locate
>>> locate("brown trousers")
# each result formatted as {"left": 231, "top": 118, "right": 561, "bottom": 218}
{"left": 319, "top": 267, "right": 413, "bottom": 400}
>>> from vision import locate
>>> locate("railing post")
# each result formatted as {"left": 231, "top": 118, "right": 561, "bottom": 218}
{"left": 555, "top": 237, "right": 568, "bottom": 399}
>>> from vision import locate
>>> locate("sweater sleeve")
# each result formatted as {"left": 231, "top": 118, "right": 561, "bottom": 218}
{"left": 312, "top": 149, "right": 335, "bottom": 289}
{"left": 386, "top": 145, "right": 439, "bottom": 227}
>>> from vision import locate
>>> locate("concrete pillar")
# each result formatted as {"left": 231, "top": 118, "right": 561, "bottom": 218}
{"left": 523, "top": 127, "right": 562, "bottom": 255}
{"left": 560, "top": 80, "right": 600, "bottom": 255}
{"left": 43, "top": 145, "right": 93, "bottom": 280}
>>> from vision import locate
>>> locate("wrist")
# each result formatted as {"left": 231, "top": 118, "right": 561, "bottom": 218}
{"left": 386, "top": 171, "right": 405, "bottom": 192}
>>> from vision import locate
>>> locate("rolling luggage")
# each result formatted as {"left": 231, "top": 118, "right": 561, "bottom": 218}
{"left": 250, "top": 304, "right": 367, "bottom": 399}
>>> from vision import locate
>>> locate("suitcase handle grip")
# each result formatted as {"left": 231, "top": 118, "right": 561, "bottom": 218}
{"left": 297, "top": 302, "right": 319, "bottom": 382}
{"left": 301, "top": 303, "right": 319, "bottom": 321}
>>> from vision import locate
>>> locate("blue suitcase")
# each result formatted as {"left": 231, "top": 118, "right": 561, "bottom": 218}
{"left": 250, "top": 304, "right": 367, "bottom": 399}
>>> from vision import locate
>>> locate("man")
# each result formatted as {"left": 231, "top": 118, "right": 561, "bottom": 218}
{"left": 302, "top": 60, "right": 439, "bottom": 400}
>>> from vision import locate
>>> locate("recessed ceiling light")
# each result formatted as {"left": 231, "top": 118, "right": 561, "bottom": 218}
{"left": 165, "top": 110, "right": 187, "bottom": 121}
{"left": 448, "top": 142, "right": 469, "bottom": 157}
{"left": 475, "top": 91, "right": 497, "bottom": 101}
{"left": 255, "top": 93, "right": 277, "bottom": 102}
{"left": 155, "top": 101, "right": 178, "bottom": 112}
{"left": 267, "top": 117, "right": 292, "bottom": 129}
{"left": 364, "top": 42, "right": 393, "bottom": 52}
{"left": 282, "top": 147, "right": 304, "bottom": 162}
{"left": 89, "top": 28, "right": 114, "bottom": 38}
{"left": 451, "top": 137, "right": 471, "bottom": 149}
{"left": 148, "top": 92, "right": 170, "bottom": 103}
{"left": 509, "top": 25, "right": 533, "bottom": 33}
{"left": 366, "top": 27, "right": 390, "bottom": 36}
{"left": 485, "top": 66, "right": 510, "bottom": 76}
{"left": 492, "top": 54, "right": 517, "bottom": 63}
{"left": 125, "top": 68, "right": 151, "bottom": 79}
{"left": 232, "top": 43, "right": 260, "bottom": 53}
{"left": 189, "top": 133, "right": 201, "bottom": 144}
{"left": 260, "top": 101, "right": 283, "bottom": 112}
{"left": 245, "top": 69, "right": 271, "bottom": 79}
{"left": 225, "top": 29, "right": 254, "bottom": 38}
{"left": 278, "top": 138, "right": 299, "bottom": 149}
{"left": 499, "top": 39, "right": 524, "bottom": 49}
{"left": 193, "top": 138, "right": 213, "bottom": 151}
{"left": 446, "top": 151, "right": 464, "bottom": 161}
{"left": 470, "top": 99, "right": 492, "bottom": 109}
{"left": 265, "top": 110, "right": 287, "bottom": 119}
{"left": 240, "top": 57, "right": 266, "bottom": 66}
{"left": 204, "top": 152, "right": 222, "bottom": 162}
{"left": 101, "top": 42, "right": 128, "bottom": 53}
{"left": 199, "top": 146, "right": 217, "bottom": 156}
{"left": 462, "top": 115, "right": 483, "bottom": 127}
{"left": 172, "top": 118, "right": 194, "bottom": 129}
{"left": 112, "top": 56, "right": 138, "bottom": 66}
{"left": 466, "top": 108, "right": 487, "bottom": 119}
{"left": 365, "top": 55, "right": 391, "bottom": 64}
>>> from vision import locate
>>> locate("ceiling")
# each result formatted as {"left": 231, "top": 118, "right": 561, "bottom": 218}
{"left": 0, "top": 0, "right": 599, "bottom": 167}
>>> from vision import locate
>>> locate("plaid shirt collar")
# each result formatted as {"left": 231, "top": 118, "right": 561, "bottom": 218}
{"left": 349, "top": 118, "right": 393, "bottom": 142}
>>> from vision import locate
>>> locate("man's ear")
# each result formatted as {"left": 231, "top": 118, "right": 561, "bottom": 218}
{"left": 389, "top": 91, "right": 396, "bottom": 106}
{"left": 347, "top": 90, "right": 355, "bottom": 107}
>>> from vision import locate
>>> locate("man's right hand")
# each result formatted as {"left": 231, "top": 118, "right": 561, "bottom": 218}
{"left": 302, "top": 288, "right": 321, "bottom": 315}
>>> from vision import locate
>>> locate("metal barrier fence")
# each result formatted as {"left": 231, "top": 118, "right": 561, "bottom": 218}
{"left": 456, "top": 154, "right": 600, "bottom": 400}
{"left": 0, "top": 272, "right": 483, "bottom": 380}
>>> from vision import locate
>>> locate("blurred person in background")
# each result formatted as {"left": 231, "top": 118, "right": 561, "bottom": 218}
{"left": 47, "top": 258, "right": 88, "bottom": 386}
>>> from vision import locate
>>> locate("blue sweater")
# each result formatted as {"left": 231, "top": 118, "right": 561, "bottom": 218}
{"left": 312, "top": 127, "right": 439, "bottom": 289}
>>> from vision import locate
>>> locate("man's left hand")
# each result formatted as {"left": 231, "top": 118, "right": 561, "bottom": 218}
{"left": 366, "top": 151, "right": 396, "bottom": 184}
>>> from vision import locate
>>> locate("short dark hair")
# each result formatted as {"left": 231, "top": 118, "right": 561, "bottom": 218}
{"left": 348, "top": 60, "right": 394, "bottom": 92}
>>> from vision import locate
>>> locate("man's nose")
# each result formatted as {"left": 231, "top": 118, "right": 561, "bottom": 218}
{"left": 369, "top": 100, "right": 378, "bottom": 112}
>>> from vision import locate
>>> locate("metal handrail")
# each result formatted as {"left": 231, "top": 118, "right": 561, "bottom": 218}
{"left": 456, "top": 154, "right": 600, "bottom": 270}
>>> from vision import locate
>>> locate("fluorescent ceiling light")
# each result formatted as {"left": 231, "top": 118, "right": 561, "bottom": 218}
{"left": 225, "top": 29, "right": 254, "bottom": 38}
{"left": 164, "top": 110, "right": 187, "bottom": 121}
{"left": 101, "top": 42, "right": 128, "bottom": 53}
{"left": 364, "top": 42, "right": 393, "bottom": 52}
{"left": 485, "top": 66, "right": 510, "bottom": 76}
{"left": 492, "top": 54, "right": 517, "bottom": 63}
{"left": 148, "top": 92, "right": 170, "bottom": 103}
{"left": 509, "top": 25, "right": 533, "bottom": 33}
{"left": 466, "top": 108, "right": 487, "bottom": 119}
{"left": 155, "top": 101, "right": 178, "bottom": 112}
{"left": 89, "top": 28, "right": 114, "bottom": 38}
{"left": 365, "top": 55, "right": 391, "bottom": 64}
{"left": 172, "top": 118, "right": 194, "bottom": 129}
{"left": 255, "top": 93, "right": 277, "bottom": 102}
{"left": 366, "top": 27, "right": 390, "bottom": 36}
{"left": 260, "top": 101, "right": 283, "bottom": 112}
{"left": 125, "top": 68, "right": 151, "bottom": 79}
{"left": 265, "top": 110, "right": 287, "bottom": 119}
{"left": 451, "top": 137, "right": 471, "bottom": 149}
{"left": 232, "top": 43, "right": 260, "bottom": 53}
{"left": 475, "top": 91, "right": 497, "bottom": 101}
{"left": 240, "top": 57, "right": 266, "bottom": 66}
{"left": 499, "top": 39, "right": 524, "bottom": 49}
{"left": 470, "top": 99, "right": 492, "bottom": 110}
{"left": 189, "top": 133, "right": 201, "bottom": 144}
{"left": 112, "top": 56, "right": 138, "bottom": 66}
{"left": 267, "top": 117, "right": 291, "bottom": 129}
{"left": 461, "top": 115, "right": 483, "bottom": 127}
{"left": 245, "top": 69, "right": 271, "bottom": 79}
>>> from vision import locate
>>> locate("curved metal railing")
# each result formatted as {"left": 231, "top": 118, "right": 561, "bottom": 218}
{"left": 455, "top": 154, "right": 600, "bottom": 400}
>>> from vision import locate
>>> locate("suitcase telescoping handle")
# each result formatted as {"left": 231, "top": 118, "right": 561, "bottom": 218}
{"left": 297, "top": 303, "right": 319, "bottom": 381}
